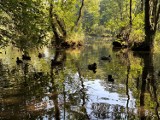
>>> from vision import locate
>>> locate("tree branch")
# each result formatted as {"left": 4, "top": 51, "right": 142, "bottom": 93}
{"left": 49, "top": 2, "right": 60, "bottom": 39}
{"left": 75, "top": 0, "right": 84, "bottom": 26}
{"left": 71, "top": 0, "right": 84, "bottom": 31}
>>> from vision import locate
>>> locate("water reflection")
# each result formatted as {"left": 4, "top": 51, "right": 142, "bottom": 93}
{"left": 0, "top": 38, "right": 160, "bottom": 119}
{"left": 134, "top": 52, "right": 160, "bottom": 119}
{"left": 84, "top": 80, "right": 136, "bottom": 119}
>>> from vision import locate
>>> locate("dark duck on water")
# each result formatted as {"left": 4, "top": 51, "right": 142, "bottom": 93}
{"left": 16, "top": 57, "right": 23, "bottom": 64}
{"left": 22, "top": 54, "right": 31, "bottom": 60}
{"left": 101, "top": 55, "right": 111, "bottom": 61}
{"left": 108, "top": 75, "right": 114, "bottom": 82}
{"left": 88, "top": 63, "right": 97, "bottom": 73}
{"left": 38, "top": 53, "right": 45, "bottom": 58}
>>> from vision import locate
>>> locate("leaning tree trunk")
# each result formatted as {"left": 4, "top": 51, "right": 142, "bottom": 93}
{"left": 49, "top": 1, "right": 67, "bottom": 46}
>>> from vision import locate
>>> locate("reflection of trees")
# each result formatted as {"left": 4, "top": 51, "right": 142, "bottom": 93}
{"left": 50, "top": 70, "right": 60, "bottom": 120}
{"left": 134, "top": 52, "right": 160, "bottom": 119}
{"left": 75, "top": 62, "right": 90, "bottom": 119}
{"left": 63, "top": 60, "right": 90, "bottom": 120}
{"left": 125, "top": 49, "right": 130, "bottom": 115}
{"left": 50, "top": 48, "right": 66, "bottom": 120}
{"left": 0, "top": 58, "right": 52, "bottom": 119}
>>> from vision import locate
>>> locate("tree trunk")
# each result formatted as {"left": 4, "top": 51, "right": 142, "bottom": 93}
{"left": 49, "top": 1, "right": 66, "bottom": 46}
{"left": 139, "top": 52, "right": 153, "bottom": 119}
{"left": 144, "top": 0, "right": 154, "bottom": 51}
{"left": 132, "top": 0, "right": 160, "bottom": 51}
{"left": 144, "top": 0, "right": 160, "bottom": 51}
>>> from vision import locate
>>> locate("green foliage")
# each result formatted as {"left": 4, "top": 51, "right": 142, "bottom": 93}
{"left": 0, "top": 0, "right": 49, "bottom": 49}
{"left": 82, "top": 0, "right": 100, "bottom": 33}
{"left": 66, "top": 31, "right": 84, "bottom": 43}
{"left": 90, "top": 24, "right": 106, "bottom": 36}
{"left": 154, "top": 32, "right": 160, "bottom": 52}
{"left": 105, "top": 19, "right": 128, "bottom": 35}
{"left": 130, "top": 13, "right": 145, "bottom": 42}
{"left": 0, "top": 10, "right": 12, "bottom": 47}
{"left": 1, "top": 0, "right": 159, "bottom": 48}
{"left": 98, "top": 0, "right": 145, "bottom": 43}
{"left": 52, "top": 0, "right": 80, "bottom": 31}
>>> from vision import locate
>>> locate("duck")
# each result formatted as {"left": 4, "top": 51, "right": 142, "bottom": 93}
{"left": 22, "top": 54, "right": 31, "bottom": 60}
{"left": 51, "top": 59, "right": 62, "bottom": 67}
{"left": 108, "top": 75, "right": 114, "bottom": 82}
{"left": 16, "top": 57, "right": 23, "bottom": 64}
{"left": 88, "top": 63, "right": 97, "bottom": 71}
{"left": 101, "top": 55, "right": 111, "bottom": 61}
{"left": 38, "top": 53, "right": 45, "bottom": 58}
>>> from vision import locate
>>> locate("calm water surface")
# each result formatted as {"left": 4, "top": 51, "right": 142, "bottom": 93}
{"left": 0, "top": 37, "right": 160, "bottom": 120}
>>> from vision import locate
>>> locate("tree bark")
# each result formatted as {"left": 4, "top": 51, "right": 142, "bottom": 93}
{"left": 49, "top": 2, "right": 60, "bottom": 40}
{"left": 144, "top": 0, "right": 160, "bottom": 51}
{"left": 49, "top": 1, "right": 66, "bottom": 45}
{"left": 144, "top": 0, "right": 153, "bottom": 47}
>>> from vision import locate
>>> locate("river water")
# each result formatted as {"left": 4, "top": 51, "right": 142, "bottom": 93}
{"left": 0, "top": 37, "right": 160, "bottom": 119}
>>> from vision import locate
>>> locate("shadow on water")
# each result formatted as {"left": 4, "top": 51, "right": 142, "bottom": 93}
{"left": 1, "top": 37, "right": 160, "bottom": 119}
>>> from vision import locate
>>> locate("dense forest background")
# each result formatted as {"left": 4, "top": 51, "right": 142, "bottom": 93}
{"left": 1, "top": 0, "right": 160, "bottom": 51}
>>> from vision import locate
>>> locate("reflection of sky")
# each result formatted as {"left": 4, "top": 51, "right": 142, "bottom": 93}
{"left": 84, "top": 79, "right": 136, "bottom": 113}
